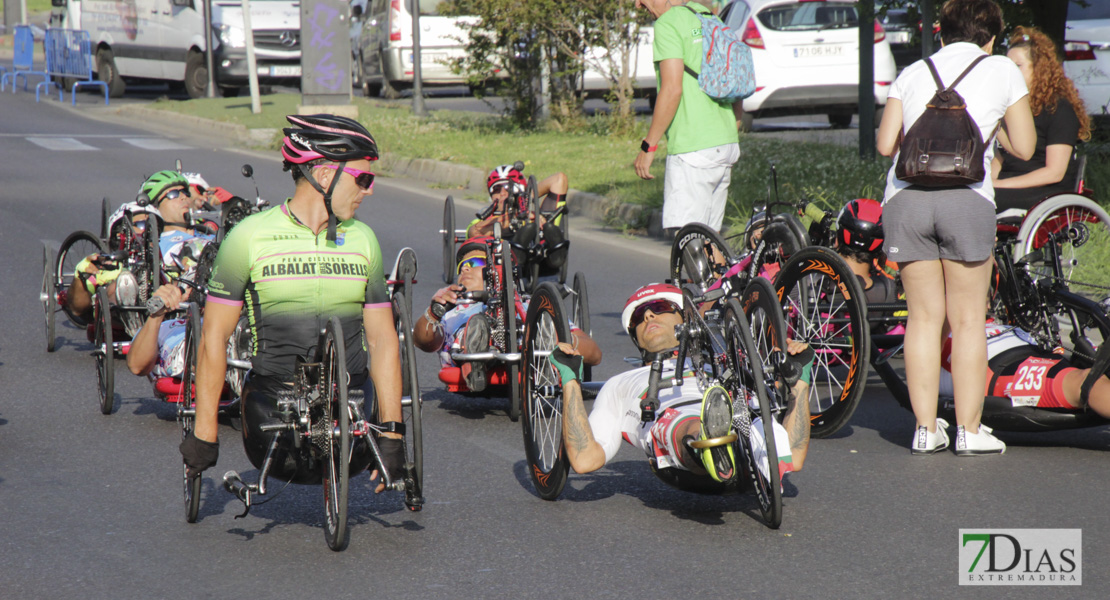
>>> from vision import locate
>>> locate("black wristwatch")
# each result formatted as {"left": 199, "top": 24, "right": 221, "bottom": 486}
{"left": 641, "top": 139, "right": 658, "bottom": 153}
{"left": 429, "top": 301, "right": 448, "bottom": 320}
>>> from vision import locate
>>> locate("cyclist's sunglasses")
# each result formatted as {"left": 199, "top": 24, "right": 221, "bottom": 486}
{"left": 155, "top": 188, "right": 189, "bottom": 206}
{"left": 457, "top": 256, "right": 488, "bottom": 274}
{"left": 630, "top": 299, "right": 680, "bottom": 329}
{"left": 315, "top": 164, "right": 376, "bottom": 191}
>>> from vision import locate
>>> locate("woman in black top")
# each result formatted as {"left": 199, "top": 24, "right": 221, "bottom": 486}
{"left": 993, "top": 26, "right": 1092, "bottom": 213}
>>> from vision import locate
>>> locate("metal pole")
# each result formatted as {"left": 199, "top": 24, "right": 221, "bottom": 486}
{"left": 20, "top": 0, "right": 27, "bottom": 25}
{"left": 858, "top": 0, "right": 875, "bottom": 160}
{"left": 205, "top": 0, "right": 217, "bottom": 98}
{"left": 241, "top": 0, "right": 261, "bottom": 113}
{"left": 411, "top": 0, "right": 427, "bottom": 116}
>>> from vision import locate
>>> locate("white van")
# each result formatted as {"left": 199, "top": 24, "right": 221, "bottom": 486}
{"left": 353, "top": 0, "right": 477, "bottom": 98}
{"left": 50, "top": 0, "right": 301, "bottom": 98}
{"left": 580, "top": 26, "right": 657, "bottom": 101}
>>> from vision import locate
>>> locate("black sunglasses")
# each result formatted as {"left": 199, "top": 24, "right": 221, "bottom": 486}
{"left": 630, "top": 299, "right": 680, "bottom": 329}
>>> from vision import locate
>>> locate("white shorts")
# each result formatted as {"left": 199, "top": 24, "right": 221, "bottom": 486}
{"left": 663, "top": 143, "right": 741, "bottom": 231}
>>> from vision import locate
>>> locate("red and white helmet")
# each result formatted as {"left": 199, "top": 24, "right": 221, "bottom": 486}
{"left": 486, "top": 164, "right": 526, "bottom": 196}
{"left": 621, "top": 283, "right": 684, "bottom": 340}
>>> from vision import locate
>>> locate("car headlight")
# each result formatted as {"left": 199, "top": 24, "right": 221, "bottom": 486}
{"left": 216, "top": 24, "right": 246, "bottom": 49}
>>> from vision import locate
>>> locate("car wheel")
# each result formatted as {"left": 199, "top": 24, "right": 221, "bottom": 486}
{"left": 184, "top": 52, "right": 208, "bottom": 99}
{"left": 96, "top": 48, "right": 126, "bottom": 98}
{"left": 828, "top": 113, "right": 853, "bottom": 129}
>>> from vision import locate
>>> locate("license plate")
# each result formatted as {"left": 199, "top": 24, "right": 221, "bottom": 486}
{"left": 793, "top": 45, "right": 845, "bottom": 58}
{"left": 268, "top": 65, "right": 301, "bottom": 77}
{"left": 887, "top": 31, "right": 911, "bottom": 45}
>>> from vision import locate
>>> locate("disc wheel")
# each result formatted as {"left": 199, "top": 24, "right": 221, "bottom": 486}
{"left": 570, "top": 272, "right": 592, "bottom": 382}
{"left": 57, "top": 230, "right": 106, "bottom": 327}
{"left": 181, "top": 304, "right": 202, "bottom": 523}
{"left": 43, "top": 245, "right": 57, "bottom": 352}
{"left": 528, "top": 190, "right": 542, "bottom": 294}
{"left": 100, "top": 197, "right": 110, "bottom": 239}
{"left": 722, "top": 298, "right": 782, "bottom": 529}
{"left": 94, "top": 287, "right": 115, "bottom": 415}
{"left": 503, "top": 242, "right": 522, "bottom": 421}
{"left": 774, "top": 246, "right": 870, "bottom": 438}
{"left": 521, "top": 282, "right": 571, "bottom": 500}
{"left": 322, "top": 317, "right": 352, "bottom": 552}
{"left": 442, "top": 196, "right": 456, "bottom": 283}
{"left": 670, "top": 223, "right": 737, "bottom": 295}
{"left": 392, "top": 290, "right": 424, "bottom": 511}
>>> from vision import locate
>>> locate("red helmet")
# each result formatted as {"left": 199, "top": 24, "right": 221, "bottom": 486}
{"left": 486, "top": 164, "right": 526, "bottom": 197}
{"left": 837, "top": 198, "right": 884, "bottom": 253}
{"left": 621, "top": 283, "right": 684, "bottom": 341}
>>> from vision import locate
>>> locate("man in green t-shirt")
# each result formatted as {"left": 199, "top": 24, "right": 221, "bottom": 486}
{"left": 633, "top": 0, "right": 745, "bottom": 232}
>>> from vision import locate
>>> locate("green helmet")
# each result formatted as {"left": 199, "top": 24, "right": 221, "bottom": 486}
{"left": 139, "top": 170, "right": 188, "bottom": 204}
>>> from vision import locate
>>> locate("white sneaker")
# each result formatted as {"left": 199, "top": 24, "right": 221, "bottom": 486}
{"left": 955, "top": 425, "right": 1006, "bottom": 456}
{"left": 910, "top": 418, "right": 950, "bottom": 455}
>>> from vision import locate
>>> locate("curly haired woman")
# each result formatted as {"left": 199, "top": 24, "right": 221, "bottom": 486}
{"left": 993, "top": 26, "right": 1092, "bottom": 212}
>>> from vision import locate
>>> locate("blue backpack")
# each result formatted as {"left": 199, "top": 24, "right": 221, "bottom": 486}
{"left": 680, "top": 5, "right": 756, "bottom": 102}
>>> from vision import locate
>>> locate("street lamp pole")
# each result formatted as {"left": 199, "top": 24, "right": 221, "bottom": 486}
{"left": 411, "top": 0, "right": 427, "bottom": 116}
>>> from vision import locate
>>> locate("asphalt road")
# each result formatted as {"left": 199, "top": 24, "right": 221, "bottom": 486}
{"left": 1, "top": 89, "right": 1107, "bottom": 599}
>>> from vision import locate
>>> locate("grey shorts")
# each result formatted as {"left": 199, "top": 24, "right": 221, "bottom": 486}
{"left": 882, "top": 187, "right": 996, "bottom": 262}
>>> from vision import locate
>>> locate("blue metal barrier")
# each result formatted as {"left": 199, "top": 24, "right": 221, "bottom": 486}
{"left": 36, "top": 29, "right": 108, "bottom": 105}
{"left": 0, "top": 26, "right": 47, "bottom": 93}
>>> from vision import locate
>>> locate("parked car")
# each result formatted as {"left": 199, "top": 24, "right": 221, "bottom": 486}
{"left": 1064, "top": 0, "right": 1110, "bottom": 115}
{"left": 719, "top": 0, "right": 898, "bottom": 130}
{"left": 580, "top": 26, "right": 657, "bottom": 101}
{"left": 881, "top": 7, "right": 919, "bottom": 69}
{"left": 355, "top": 0, "right": 478, "bottom": 98}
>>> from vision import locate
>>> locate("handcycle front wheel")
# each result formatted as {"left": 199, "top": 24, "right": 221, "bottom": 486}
{"left": 721, "top": 298, "right": 782, "bottom": 529}
{"left": 322, "top": 317, "right": 352, "bottom": 552}
{"left": 56, "top": 230, "right": 106, "bottom": 327}
{"left": 503, "top": 242, "right": 522, "bottom": 422}
{"left": 391, "top": 289, "right": 424, "bottom": 511}
{"left": 181, "top": 303, "right": 202, "bottom": 523}
{"left": 442, "top": 196, "right": 456, "bottom": 283}
{"left": 570, "top": 271, "right": 592, "bottom": 382}
{"left": 521, "top": 282, "right": 572, "bottom": 500}
{"left": 42, "top": 244, "right": 57, "bottom": 352}
{"left": 94, "top": 287, "right": 115, "bottom": 415}
{"left": 670, "top": 223, "right": 737, "bottom": 295}
{"left": 1014, "top": 194, "right": 1110, "bottom": 297}
{"left": 774, "top": 246, "right": 870, "bottom": 438}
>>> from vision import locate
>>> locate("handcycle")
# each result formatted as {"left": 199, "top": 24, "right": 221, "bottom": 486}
{"left": 870, "top": 223, "right": 1110, "bottom": 433}
{"left": 520, "top": 284, "right": 792, "bottom": 529}
{"left": 441, "top": 164, "right": 571, "bottom": 292}
{"left": 436, "top": 228, "right": 591, "bottom": 421}
{"left": 669, "top": 196, "right": 871, "bottom": 439}
{"left": 217, "top": 316, "right": 423, "bottom": 551}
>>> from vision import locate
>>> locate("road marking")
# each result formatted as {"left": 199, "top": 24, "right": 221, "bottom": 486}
{"left": 122, "top": 137, "right": 190, "bottom": 150}
{"left": 25, "top": 137, "right": 97, "bottom": 151}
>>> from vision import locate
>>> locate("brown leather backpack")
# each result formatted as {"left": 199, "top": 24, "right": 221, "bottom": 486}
{"left": 895, "top": 55, "right": 997, "bottom": 187}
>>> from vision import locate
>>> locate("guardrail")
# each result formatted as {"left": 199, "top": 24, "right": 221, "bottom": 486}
{"left": 35, "top": 28, "right": 108, "bottom": 105}
{"left": 0, "top": 25, "right": 47, "bottom": 93}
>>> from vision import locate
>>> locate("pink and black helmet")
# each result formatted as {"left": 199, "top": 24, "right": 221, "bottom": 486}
{"left": 280, "top": 114, "right": 379, "bottom": 167}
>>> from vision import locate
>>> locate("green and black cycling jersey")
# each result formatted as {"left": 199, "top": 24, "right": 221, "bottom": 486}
{"left": 206, "top": 200, "right": 390, "bottom": 378}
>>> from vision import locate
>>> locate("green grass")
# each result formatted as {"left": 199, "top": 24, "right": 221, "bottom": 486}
{"left": 150, "top": 92, "right": 901, "bottom": 230}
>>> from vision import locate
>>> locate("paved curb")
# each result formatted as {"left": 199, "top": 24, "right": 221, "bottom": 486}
{"left": 104, "top": 103, "right": 665, "bottom": 238}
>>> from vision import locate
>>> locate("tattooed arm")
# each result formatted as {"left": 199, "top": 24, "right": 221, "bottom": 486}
{"left": 562, "top": 380, "right": 607, "bottom": 473}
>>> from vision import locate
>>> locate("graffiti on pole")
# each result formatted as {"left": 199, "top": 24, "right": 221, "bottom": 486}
{"left": 301, "top": 0, "right": 350, "bottom": 103}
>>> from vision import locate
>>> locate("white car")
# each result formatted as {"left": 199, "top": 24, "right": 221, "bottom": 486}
{"left": 580, "top": 26, "right": 657, "bottom": 99}
{"left": 719, "top": 0, "right": 897, "bottom": 129}
{"left": 1063, "top": 1, "right": 1110, "bottom": 115}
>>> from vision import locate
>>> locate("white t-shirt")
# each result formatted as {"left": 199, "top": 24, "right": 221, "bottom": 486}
{"left": 884, "top": 42, "right": 1029, "bottom": 205}
{"left": 588, "top": 359, "right": 705, "bottom": 469}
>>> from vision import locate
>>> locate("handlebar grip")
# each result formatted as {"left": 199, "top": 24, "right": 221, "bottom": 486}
{"left": 146, "top": 296, "right": 165, "bottom": 315}
{"left": 803, "top": 203, "right": 828, "bottom": 224}
{"left": 477, "top": 202, "right": 496, "bottom": 221}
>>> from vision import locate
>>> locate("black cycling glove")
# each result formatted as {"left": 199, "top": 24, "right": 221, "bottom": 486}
{"left": 377, "top": 437, "right": 406, "bottom": 484}
{"left": 550, "top": 347, "right": 583, "bottom": 385}
{"left": 179, "top": 432, "right": 219, "bottom": 472}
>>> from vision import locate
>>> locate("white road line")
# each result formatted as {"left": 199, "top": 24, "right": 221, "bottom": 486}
{"left": 122, "top": 138, "right": 190, "bottom": 150}
{"left": 25, "top": 137, "right": 98, "bottom": 151}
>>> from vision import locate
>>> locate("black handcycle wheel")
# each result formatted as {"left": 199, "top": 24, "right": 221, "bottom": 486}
{"left": 558, "top": 210, "right": 569, "bottom": 285}
{"left": 528, "top": 191, "right": 542, "bottom": 294}
{"left": 100, "top": 197, "right": 110, "bottom": 240}
{"left": 521, "top": 282, "right": 572, "bottom": 500}
{"left": 741, "top": 277, "right": 788, "bottom": 389}
{"left": 774, "top": 246, "right": 870, "bottom": 438}
{"left": 397, "top": 247, "right": 419, "bottom": 319}
{"left": 503, "top": 242, "right": 522, "bottom": 422}
{"left": 442, "top": 196, "right": 456, "bottom": 283}
{"left": 322, "top": 317, "right": 352, "bottom": 552}
{"left": 570, "top": 272, "right": 592, "bottom": 382}
{"left": 57, "top": 230, "right": 106, "bottom": 327}
{"left": 144, "top": 216, "right": 162, "bottom": 305}
{"left": 670, "top": 223, "right": 737, "bottom": 295}
{"left": 392, "top": 290, "right": 424, "bottom": 511}
{"left": 721, "top": 298, "right": 782, "bottom": 529}
{"left": 43, "top": 245, "right": 57, "bottom": 352}
{"left": 181, "top": 303, "right": 202, "bottom": 523}
{"left": 94, "top": 287, "right": 115, "bottom": 415}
